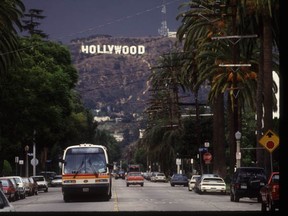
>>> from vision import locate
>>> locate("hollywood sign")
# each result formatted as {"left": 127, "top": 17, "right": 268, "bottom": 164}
{"left": 81, "top": 44, "right": 145, "bottom": 55}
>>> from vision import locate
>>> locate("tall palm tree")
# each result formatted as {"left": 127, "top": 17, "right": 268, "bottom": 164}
{"left": 0, "top": 0, "right": 24, "bottom": 74}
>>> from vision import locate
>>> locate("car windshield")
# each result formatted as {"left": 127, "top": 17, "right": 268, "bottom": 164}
{"left": 203, "top": 178, "right": 224, "bottom": 183}
{"left": 128, "top": 172, "right": 141, "bottom": 176}
{"left": 33, "top": 177, "right": 45, "bottom": 181}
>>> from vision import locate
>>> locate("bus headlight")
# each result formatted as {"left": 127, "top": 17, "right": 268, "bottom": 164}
{"left": 63, "top": 180, "right": 76, "bottom": 183}
{"left": 95, "top": 179, "right": 108, "bottom": 183}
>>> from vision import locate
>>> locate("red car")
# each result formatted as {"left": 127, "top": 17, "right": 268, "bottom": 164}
{"left": 260, "top": 171, "right": 279, "bottom": 211}
{"left": 0, "top": 178, "right": 17, "bottom": 202}
{"left": 126, "top": 172, "right": 144, "bottom": 187}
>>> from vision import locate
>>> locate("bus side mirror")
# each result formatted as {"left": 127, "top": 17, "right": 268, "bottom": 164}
{"left": 58, "top": 159, "right": 66, "bottom": 165}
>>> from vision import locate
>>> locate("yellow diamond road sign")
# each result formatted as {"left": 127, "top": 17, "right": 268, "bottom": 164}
{"left": 259, "top": 129, "right": 279, "bottom": 153}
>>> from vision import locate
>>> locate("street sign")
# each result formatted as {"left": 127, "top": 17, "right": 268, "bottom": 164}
{"left": 259, "top": 129, "right": 279, "bottom": 153}
{"left": 198, "top": 147, "right": 207, "bottom": 152}
{"left": 30, "top": 158, "right": 39, "bottom": 166}
{"left": 203, "top": 152, "right": 212, "bottom": 164}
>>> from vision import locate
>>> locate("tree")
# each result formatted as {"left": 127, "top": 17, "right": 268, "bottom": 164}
{"left": 22, "top": 8, "right": 48, "bottom": 38}
{"left": 0, "top": 0, "right": 24, "bottom": 75}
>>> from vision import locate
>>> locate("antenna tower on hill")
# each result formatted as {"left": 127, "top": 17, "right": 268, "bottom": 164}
{"left": 158, "top": 0, "right": 169, "bottom": 37}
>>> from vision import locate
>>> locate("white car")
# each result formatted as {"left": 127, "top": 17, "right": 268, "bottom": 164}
{"left": 0, "top": 189, "right": 15, "bottom": 212}
{"left": 151, "top": 172, "right": 167, "bottom": 182}
{"left": 31, "top": 175, "right": 48, "bottom": 192}
{"left": 188, "top": 175, "right": 201, "bottom": 191}
{"left": 195, "top": 176, "right": 226, "bottom": 194}
{"left": 50, "top": 175, "right": 62, "bottom": 187}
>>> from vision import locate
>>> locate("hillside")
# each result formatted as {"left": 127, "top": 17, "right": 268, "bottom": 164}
{"left": 68, "top": 35, "right": 209, "bottom": 146}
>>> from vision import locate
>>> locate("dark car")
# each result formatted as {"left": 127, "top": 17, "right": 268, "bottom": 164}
{"left": 230, "top": 167, "right": 267, "bottom": 202}
{"left": 170, "top": 174, "right": 188, "bottom": 187}
{"left": 115, "top": 170, "right": 126, "bottom": 179}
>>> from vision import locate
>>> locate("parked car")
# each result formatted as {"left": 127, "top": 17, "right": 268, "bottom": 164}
{"left": 0, "top": 177, "right": 19, "bottom": 201}
{"left": 188, "top": 175, "right": 201, "bottom": 191}
{"left": 151, "top": 172, "right": 167, "bottom": 182}
{"left": 3, "top": 176, "right": 26, "bottom": 199}
{"left": 39, "top": 171, "right": 56, "bottom": 186}
{"left": 28, "top": 177, "right": 38, "bottom": 195}
{"left": 194, "top": 175, "right": 226, "bottom": 194}
{"left": 0, "top": 188, "right": 15, "bottom": 212}
{"left": 126, "top": 172, "right": 144, "bottom": 187}
{"left": 50, "top": 175, "right": 62, "bottom": 187}
{"left": 230, "top": 167, "right": 267, "bottom": 202}
{"left": 31, "top": 175, "right": 48, "bottom": 192}
{"left": 170, "top": 174, "right": 188, "bottom": 187}
{"left": 0, "top": 178, "right": 17, "bottom": 202}
{"left": 260, "top": 171, "right": 279, "bottom": 211}
{"left": 22, "top": 177, "right": 34, "bottom": 196}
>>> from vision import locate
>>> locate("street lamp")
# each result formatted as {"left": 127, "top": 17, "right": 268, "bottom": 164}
{"left": 235, "top": 131, "right": 242, "bottom": 168}
{"left": 24, "top": 145, "right": 29, "bottom": 177}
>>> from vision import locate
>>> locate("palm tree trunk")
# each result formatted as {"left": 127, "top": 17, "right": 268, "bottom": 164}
{"left": 212, "top": 93, "right": 226, "bottom": 178}
{"left": 262, "top": 14, "right": 273, "bottom": 173}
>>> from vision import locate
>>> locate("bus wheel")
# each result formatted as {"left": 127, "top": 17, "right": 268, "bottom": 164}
{"left": 63, "top": 194, "right": 70, "bottom": 202}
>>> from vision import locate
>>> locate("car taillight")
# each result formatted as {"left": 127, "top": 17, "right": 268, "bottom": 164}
{"left": 272, "top": 185, "right": 279, "bottom": 193}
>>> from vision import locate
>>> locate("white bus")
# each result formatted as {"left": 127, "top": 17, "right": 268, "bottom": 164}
{"left": 61, "top": 144, "right": 112, "bottom": 202}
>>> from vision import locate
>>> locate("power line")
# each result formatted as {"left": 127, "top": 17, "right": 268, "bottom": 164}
{"left": 1, "top": 0, "right": 181, "bottom": 56}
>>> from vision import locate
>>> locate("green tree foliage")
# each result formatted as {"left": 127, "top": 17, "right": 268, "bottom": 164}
{"left": 0, "top": 35, "right": 96, "bottom": 173}
{"left": 0, "top": 0, "right": 25, "bottom": 74}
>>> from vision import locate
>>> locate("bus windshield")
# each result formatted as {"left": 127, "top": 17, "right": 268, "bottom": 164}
{"left": 63, "top": 147, "right": 107, "bottom": 174}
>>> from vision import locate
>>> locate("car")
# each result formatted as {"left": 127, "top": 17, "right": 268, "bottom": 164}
{"left": 39, "top": 171, "right": 56, "bottom": 186}
{"left": 260, "top": 171, "right": 279, "bottom": 211}
{"left": 230, "top": 167, "right": 267, "bottom": 202}
{"left": 188, "top": 174, "right": 201, "bottom": 191}
{"left": 28, "top": 177, "right": 38, "bottom": 195}
{"left": 22, "top": 177, "right": 34, "bottom": 196}
{"left": 170, "top": 174, "right": 188, "bottom": 187}
{"left": 3, "top": 176, "right": 26, "bottom": 199}
{"left": 0, "top": 178, "right": 17, "bottom": 202}
{"left": 50, "top": 175, "right": 62, "bottom": 187}
{"left": 0, "top": 189, "right": 15, "bottom": 212}
{"left": 194, "top": 175, "right": 226, "bottom": 194}
{"left": 126, "top": 172, "right": 144, "bottom": 187}
{"left": 115, "top": 170, "right": 126, "bottom": 179}
{"left": 151, "top": 172, "right": 167, "bottom": 182}
{"left": 31, "top": 175, "right": 48, "bottom": 192}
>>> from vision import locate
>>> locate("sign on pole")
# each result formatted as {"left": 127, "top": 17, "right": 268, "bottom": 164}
{"left": 259, "top": 129, "right": 279, "bottom": 153}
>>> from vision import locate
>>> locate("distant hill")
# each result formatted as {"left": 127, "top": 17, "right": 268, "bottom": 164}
{"left": 69, "top": 35, "right": 181, "bottom": 115}
{"left": 68, "top": 35, "right": 209, "bottom": 147}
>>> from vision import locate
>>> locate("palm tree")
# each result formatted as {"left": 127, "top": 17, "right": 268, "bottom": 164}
{"left": 0, "top": 0, "right": 24, "bottom": 75}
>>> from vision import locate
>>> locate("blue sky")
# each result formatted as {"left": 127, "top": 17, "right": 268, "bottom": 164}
{"left": 22, "top": 0, "right": 189, "bottom": 43}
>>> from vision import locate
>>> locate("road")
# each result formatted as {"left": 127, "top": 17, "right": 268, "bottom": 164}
{"left": 12, "top": 178, "right": 262, "bottom": 213}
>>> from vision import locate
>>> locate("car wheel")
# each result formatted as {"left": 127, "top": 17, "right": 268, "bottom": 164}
{"left": 257, "top": 195, "right": 262, "bottom": 203}
{"left": 234, "top": 194, "right": 240, "bottom": 202}
{"left": 126, "top": 183, "right": 129, "bottom": 187}
{"left": 230, "top": 192, "right": 235, "bottom": 201}
{"left": 63, "top": 194, "right": 70, "bottom": 202}
{"left": 268, "top": 199, "right": 275, "bottom": 211}
{"left": 261, "top": 202, "right": 267, "bottom": 211}
{"left": 44, "top": 188, "right": 48, "bottom": 192}
{"left": 141, "top": 183, "right": 144, "bottom": 187}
